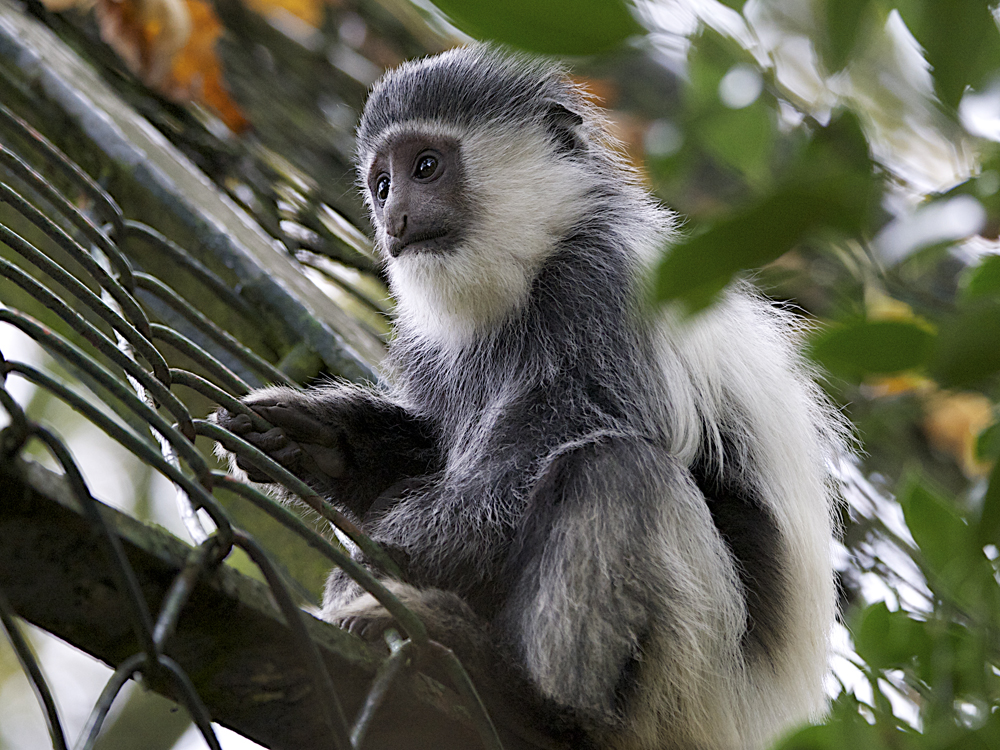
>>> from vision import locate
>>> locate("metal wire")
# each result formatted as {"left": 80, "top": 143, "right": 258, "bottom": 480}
{"left": 0, "top": 587, "right": 69, "bottom": 750}
{"left": 350, "top": 631, "right": 414, "bottom": 748}
{"left": 0, "top": 65, "right": 504, "bottom": 750}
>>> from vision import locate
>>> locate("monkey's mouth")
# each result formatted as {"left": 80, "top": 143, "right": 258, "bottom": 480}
{"left": 387, "top": 229, "right": 452, "bottom": 258}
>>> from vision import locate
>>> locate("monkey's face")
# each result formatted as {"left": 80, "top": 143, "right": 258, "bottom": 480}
{"left": 360, "top": 121, "right": 597, "bottom": 345}
{"left": 366, "top": 134, "right": 471, "bottom": 259}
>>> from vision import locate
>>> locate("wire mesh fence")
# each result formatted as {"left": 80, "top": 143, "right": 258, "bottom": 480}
{"left": 0, "top": 75, "right": 504, "bottom": 750}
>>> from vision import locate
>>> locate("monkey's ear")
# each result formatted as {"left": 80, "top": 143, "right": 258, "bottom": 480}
{"left": 544, "top": 101, "right": 586, "bottom": 155}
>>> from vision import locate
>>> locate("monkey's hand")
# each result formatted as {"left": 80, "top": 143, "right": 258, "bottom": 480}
{"left": 215, "top": 388, "right": 346, "bottom": 489}
{"left": 216, "top": 384, "right": 440, "bottom": 516}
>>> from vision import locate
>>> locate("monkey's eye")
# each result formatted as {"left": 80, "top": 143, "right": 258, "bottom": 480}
{"left": 414, "top": 154, "right": 439, "bottom": 180}
{"left": 375, "top": 175, "right": 390, "bottom": 202}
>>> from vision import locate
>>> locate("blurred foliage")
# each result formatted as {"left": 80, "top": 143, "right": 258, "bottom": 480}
{"left": 429, "top": 0, "right": 642, "bottom": 54}
{"left": 428, "top": 0, "right": 1000, "bottom": 747}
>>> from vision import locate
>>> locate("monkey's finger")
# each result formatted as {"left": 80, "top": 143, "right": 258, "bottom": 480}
{"left": 271, "top": 443, "right": 303, "bottom": 467}
{"left": 215, "top": 410, "right": 252, "bottom": 434}
{"left": 340, "top": 615, "right": 384, "bottom": 641}
{"left": 338, "top": 615, "right": 358, "bottom": 634}
{"left": 243, "top": 427, "right": 288, "bottom": 452}
{"left": 241, "top": 391, "right": 298, "bottom": 409}
{"left": 253, "top": 405, "right": 339, "bottom": 445}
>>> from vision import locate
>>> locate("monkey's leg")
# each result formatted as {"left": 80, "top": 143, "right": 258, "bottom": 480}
{"left": 325, "top": 582, "right": 599, "bottom": 748}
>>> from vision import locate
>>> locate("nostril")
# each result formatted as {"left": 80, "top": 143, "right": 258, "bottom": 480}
{"left": 387, "top": 213, "right": 407, "bottom": 238}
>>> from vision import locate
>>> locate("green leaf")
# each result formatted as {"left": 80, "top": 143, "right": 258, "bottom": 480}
{"left": 686, "top": 30, "right": 757, "bottom": 107}
{"left": 978, "top": 459, "right": 1000, "bottom": 546}
{"left": 976, "top": 422, "right": 1000, "bottom": 461}
{"left": 851, "top": 601, "right": 991, "bottom": 722}
{"left": 654, "top": 113, "right": 878, "bottom": 310}
{"left": 823, "top": 0, "right": 873, "bottom": 72}
{"left": 853, "top": 602, "right": 919, "bottom": 670}
{"left": 800, "top": 109, "right": 873, "bottom": 176}
{"left": 899, "top": 475, "right": 970, "bottom": 577}
{"left": 715, "top": 0, "right": 747, "bottom": 10}
{"left": 698, "top": 103, "right": 775, "bottom": 182}
{"left": 772, "top": 723, "right": 842, "bottom": 750}
{"left": 897, "top": 0, "right": 1000, "bottom": 110}
{"left": 428, "top": 0, "right": 643, "bottom": 55}
{"left": 808, "top": 319, "right": 934, "bottom": 380}
{"left": 653, "top": 180, "right": 858, "bottom": 310}
{"left": 942, "top": 709, "right": 1000, "bottom": 750}
{"left": 773, "top": 694, "right": 888, "bottom": 750}
{"left": 930, "top": 300, "right": 1000, "bottom": 387}
{"left": 942, "top": 154, "right": 1000, "bottom": 242}
{"left": 962, "top": 254, "right": 1000, "bottom": 300}
{"left": 897, "top": 475, "right": 998, "bottom": 617}
{"left": 906, "top": 619, "right": 993, "bottom": 701}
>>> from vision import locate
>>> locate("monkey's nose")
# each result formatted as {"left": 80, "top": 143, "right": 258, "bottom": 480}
{"left": 385, "top": 211, "right": 407, "bottom": 238}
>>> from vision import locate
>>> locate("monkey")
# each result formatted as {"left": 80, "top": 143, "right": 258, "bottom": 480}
{"left": 215, "top": 45, "right": 845, "bottom": 750}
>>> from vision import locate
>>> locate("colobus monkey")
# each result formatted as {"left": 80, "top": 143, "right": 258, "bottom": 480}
{"left": 217, "top": 45, "right": 844, "bottom": 750}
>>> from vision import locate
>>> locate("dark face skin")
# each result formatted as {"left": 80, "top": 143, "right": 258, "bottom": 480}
{"left": 367, "top": 134, "right": 469, "bottom": 258}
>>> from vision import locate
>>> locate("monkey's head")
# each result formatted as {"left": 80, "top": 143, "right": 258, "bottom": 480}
{"left": 356, "top": 45, "right": 640, "bottom": 345}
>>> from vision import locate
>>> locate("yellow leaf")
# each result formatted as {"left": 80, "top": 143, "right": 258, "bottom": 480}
{"left": 923, "top": 391, "right": 995, "bottom": 477}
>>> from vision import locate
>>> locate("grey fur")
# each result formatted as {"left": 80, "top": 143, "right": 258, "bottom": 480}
{"left": 218, "top": 45, "right": 844, "bottom": 750}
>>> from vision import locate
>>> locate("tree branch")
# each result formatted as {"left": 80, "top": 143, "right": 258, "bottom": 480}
{"left": 0, "top": 456, "right": 487, "bottom": 750}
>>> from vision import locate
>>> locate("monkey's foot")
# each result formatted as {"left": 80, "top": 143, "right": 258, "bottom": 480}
{"left": 333, "top": 595, "right": 396, "bottom": 641}
{"left": 325, "top": 581, "right": 490, "bottom": 659}
{"left": 327, "top": 581, "right": 424, "bottom": 642}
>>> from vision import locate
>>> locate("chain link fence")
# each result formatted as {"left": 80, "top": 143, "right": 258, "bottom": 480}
{"left": 0, "top": 7, "right": 505, "bottom": 748}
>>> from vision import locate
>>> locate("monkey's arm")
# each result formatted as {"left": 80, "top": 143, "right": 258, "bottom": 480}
{"left": 215, "top": 384, "right": 440, "bottom": 517}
